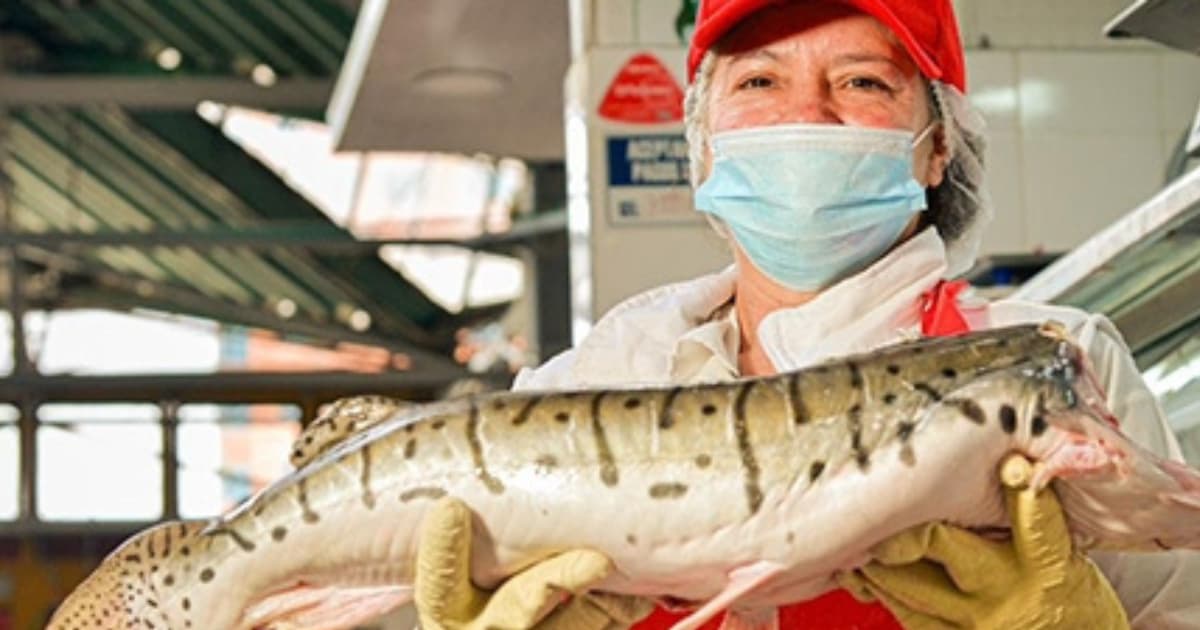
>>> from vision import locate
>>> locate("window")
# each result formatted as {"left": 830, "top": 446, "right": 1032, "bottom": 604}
{"left": 177, "top": 404, "right": 300, "bottom": 518}
{"left": 0, "top": 404, "right": 17, "bottom": 520}
{"left": 37, "top": 403, "right": 163, "bottom": 521}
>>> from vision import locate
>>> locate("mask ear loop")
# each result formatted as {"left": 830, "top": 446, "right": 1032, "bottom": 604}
{"left": 911, "top": 120, "right": 938, "bottom": 150}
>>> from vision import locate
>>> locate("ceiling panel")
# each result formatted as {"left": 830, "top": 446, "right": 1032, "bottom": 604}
{"left": 328, "top": 0, "right": 570, "bottom": 159}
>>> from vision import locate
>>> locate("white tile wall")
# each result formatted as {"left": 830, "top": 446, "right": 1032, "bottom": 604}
{"left": 593, "top": 0, "right": 636, "bottom": 46}
{"left": 978, "top": 131, "right": 1026, "bottom": 254}
{"left": 635, "top": 0, "right": 682, "bottom": 46}
{"left": 966, "top": 51, "right": 1019, "bottom": 132}
{"left": 1160, "top": 52, "right": 1200, "bottom": 133}
{"left": 962, "top": 0, "right": 1147, "bottom": 49}
{"left": 1017, "top": 51, "right": 1159, "bottom": 134}
{"left": 1021, "top": 132, "right": 1162, "bottom": 252}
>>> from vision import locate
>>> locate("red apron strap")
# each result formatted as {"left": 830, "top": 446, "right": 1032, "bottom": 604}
{"left": 921, "top": 279, "right": 971, "bottom": 337}
{"left": 633, "top": 592, "right": 902, "bottom": 630}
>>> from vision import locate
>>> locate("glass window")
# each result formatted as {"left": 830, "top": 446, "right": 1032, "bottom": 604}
{"left": 0, "top": 404, "right": 17, "bottom": 520}
{"left": 37, "top": 403, "right": 162, "bottom": 521}
{"left": 177, "top": 404, "right": 300, "bottom": 518}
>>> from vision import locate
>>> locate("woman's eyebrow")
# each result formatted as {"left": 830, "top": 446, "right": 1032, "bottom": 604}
{"left": 831, "top": 53, "right": 904, "bottom": 69}
{"left": 727, "top": 48, "right": 782, "bottom": 66}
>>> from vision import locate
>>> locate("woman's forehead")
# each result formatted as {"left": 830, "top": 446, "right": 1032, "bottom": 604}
{"left": 717, "top": 2, "right": 912, "bottom": 68}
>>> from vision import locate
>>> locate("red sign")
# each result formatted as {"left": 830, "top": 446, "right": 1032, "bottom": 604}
{"left": 598, "top": 53, "right": 684, "bottom": 124}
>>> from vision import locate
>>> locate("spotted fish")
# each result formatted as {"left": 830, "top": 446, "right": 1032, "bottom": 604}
{"left": 47, "top": 323, "right": 1200, "bottom": 630}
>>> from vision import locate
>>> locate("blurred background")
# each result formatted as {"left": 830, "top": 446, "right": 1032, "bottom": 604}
{"left": 0, "top": 0, "right": 1199, "bottom": 628}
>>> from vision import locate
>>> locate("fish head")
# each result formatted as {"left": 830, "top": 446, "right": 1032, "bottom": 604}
{"left": 47, "top": 521, "right": 226, "bottom": 630}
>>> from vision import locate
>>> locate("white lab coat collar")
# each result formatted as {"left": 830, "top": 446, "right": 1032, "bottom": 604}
{"left": 759, "top": 228, "right": 948, "bottom": 371}
{"left": 570, "top": 228, "right": 950, "bottom": 385}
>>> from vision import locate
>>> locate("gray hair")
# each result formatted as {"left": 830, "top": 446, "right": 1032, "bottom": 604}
{"left": 683, "top": 50, "right": 993, "bottom": 277}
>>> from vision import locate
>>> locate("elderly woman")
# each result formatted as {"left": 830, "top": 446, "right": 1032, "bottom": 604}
{"left": 412, "top": 1, "right": 1199, "bottom": 628}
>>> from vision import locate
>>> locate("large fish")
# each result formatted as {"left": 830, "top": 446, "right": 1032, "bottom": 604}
{"left": 47, "top": 323, "right": 1200, "bottom": 630}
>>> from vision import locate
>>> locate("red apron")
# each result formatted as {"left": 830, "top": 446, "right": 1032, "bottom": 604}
{"left": 632, "top": 280, "right": 971, "bottom": 630}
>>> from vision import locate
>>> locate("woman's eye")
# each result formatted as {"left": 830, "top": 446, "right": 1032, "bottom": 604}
{"left": 847, "top": 76, "right": 890, "bottom": 92}
{"left": 738, "top": 75, "right": 774, "bottom": 90}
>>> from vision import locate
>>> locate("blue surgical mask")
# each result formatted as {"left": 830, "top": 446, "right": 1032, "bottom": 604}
{"left": 695, "top": 123, "right": 932, "bottom": 291}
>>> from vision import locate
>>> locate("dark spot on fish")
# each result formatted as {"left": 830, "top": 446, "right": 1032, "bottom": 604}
{"left": 1031, "top": 415, "right": 1048, "bottom": 437}
{"left": 535, "top": 454, "right": 558, "bottom": 469}
{"left": 695, "top": 454, "right": 712, "bottom": 468}
{"left": 512, "top": 397, "right": 540, "bottom": 426}
{"left": 649, "top": 482, "right": 688, "bottom": 499}
{"left": 914, "top": 383, "right": 942, "bottom": 402}
{"left": 163, "top": 575, "right": 174, "bottom": 587}
{"left": 624, "top": 397, "right": 642, "bottom": 410}
{"left": 883, "top": 392, "right": 897, "bottom": 405}
{"left": 887, "top": 364, "right": 901, "bottom": 375}
{"left": 702, "top": 403, "right": 718, "bottom": 416}
{"left": 199, "top": 568, "right": 214, "bottom": 583}
{"left": 303, "top": 511, "right": 319, "bottom": 524}
{"left": 125, "top": 554, "right": 141, "bottom": 563}
{"left": 304, "top": 435, "right": 314, "bottom": 445}
{"left": 404, "top": 424, "right": 415, "bottom": 433}
{"left": 787, "top": 532, "right": 795, "bottom": 544}
{"left": 555, "top": 411, "right": 570, "bottom": 423}
{"left": 788, "top": 373, "right": 809, "bottom": 425}
{"left": 896, "top": 421, "right": 916, "bottom": 441}
{"left": 942, "top": 367, "right": 958, "bottom": 379}
{"left": 626, "top": 534, "right": 637, "bottom": 545}
{"left": 400, "top": 487, "right": 448, "bottom": 502}
{"left": 848, "top": 362, "right": 863, "bottom": 388}
{"left": 1154, "top": 538, "right": 1171, "bottom": 550}
{"left": 404, "top": 439, "right": 417, "bottom": 459}
{"left": 210, "top": 526, "right": 256, "bottom": 553}
{"left": 590, "top": 393, "right": 620, "bottom": 486}
{"left": 849, "top": 404, "right": 868, "bottom": 470}
{"left": 467, "top": 401, "right": 506, "bottom": 494}
{"left": 180, "top": 547, "right": 190, "bottom": 557}
{"left": 659, "top": 387, "right": 682, "bottom": 429}
{"left": 493, "top": 400, "right": 507, "bottom": 411}
{"left": 948, "top": 398, "right": 986, "bottom": 425}
{"left": 733, "top": 382, "right": 764, "bottom": 514}
{"left": 431, "top": 420, "right": 446, "bottom": 430}
{"left": 272, "top": 527, "right": 287, "bottom": 542}
{"left": 1000, "top": 405, "right": 1018, "bottom": 434}
{"left": 809, "top": 460, "right": 826, "bottom": 482}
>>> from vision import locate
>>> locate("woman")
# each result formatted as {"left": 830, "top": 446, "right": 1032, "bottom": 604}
{"left": 412, "top": 1, "right": 1199, "bottom": 628}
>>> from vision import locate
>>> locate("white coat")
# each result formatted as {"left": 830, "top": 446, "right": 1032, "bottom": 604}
{"left": 514, "top": 228, "right": 1200, "bottom": 628}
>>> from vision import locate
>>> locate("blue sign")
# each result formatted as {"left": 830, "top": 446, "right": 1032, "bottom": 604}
{"left": 607, "top": 135, "right": 690, "bottom": 187}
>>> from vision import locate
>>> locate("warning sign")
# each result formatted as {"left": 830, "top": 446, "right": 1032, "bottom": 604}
{"left": 598, "top": 53, "right": 685, "bottom": 124}
{"left": 606, "top": 134, "right": 694, "bottom": 223}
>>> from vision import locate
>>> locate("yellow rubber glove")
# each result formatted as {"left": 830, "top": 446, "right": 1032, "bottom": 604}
{"left": 840, "top": 454, "right": 1129, "bottom": 630}
{"left": 415, "top": 497, "right": 655, "bottom": 630}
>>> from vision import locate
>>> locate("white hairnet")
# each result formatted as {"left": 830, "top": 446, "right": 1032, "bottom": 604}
{"left": 683, "top": 51, "right": 994, "bottom": 279}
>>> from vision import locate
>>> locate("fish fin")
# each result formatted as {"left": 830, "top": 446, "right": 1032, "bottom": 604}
{"left": 245, "top": 584, "right": 412, "bottom": 630}
{"left": 719, "top": 607, "right": 778, "bottom": 630}
{"left": 669, "top": 561, "right": 786, "bottom": 630}
{"left": 1159, "top": 460, "right": 1200, "bottom": 509}
{"left": 289, "top": 396, "right": 410, "bottom": 468}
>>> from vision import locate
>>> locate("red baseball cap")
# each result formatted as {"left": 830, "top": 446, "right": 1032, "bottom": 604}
{"left": 687, "top": 0, "right": 967, "bottom": 92}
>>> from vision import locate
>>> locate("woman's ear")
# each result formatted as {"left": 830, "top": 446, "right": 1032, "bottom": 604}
{"left": 922, "top": 123, "right": 951, "bottom": 188}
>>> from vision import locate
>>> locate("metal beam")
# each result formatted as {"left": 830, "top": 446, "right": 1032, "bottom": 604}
{"left": 0, "top": 370, "right": 493, "bottom": 404}
{"left": 18, "top": 244, "right": 463, "bottom": 362}
{"left": 0, "top": 76, "right": 333, "bottom": 110}
{"left": 0, "top": 212, "right": 568, "bottom": 254}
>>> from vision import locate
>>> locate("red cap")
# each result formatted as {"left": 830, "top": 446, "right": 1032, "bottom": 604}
{"left": 687, "top": 0, "right": 967, "bottom": 92}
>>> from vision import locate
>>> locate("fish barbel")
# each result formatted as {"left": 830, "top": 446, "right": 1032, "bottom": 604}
{"left": 47, "top": 323, "right": 1200, "bottom": 629}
